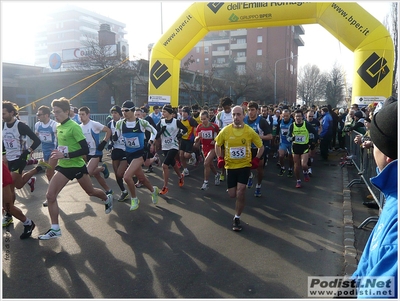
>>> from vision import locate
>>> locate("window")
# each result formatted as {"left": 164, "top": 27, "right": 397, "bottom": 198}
{"left": 257, "top": 35, "right": 262, "bottom": 43}
{"left": 217, "top": 57, "right": 225, "bottom": 64}
{"left": 237, "top": 51, "right": 246, "bottom": 57}
{"left": 205, "top": 58, "right": 209, "bottom": 65}
{"left": 196, "top": 47, "right": 200, "bottom": 53}
{"left": 196, "top": 58, "right": 200, "bottom": 63}
{"left": 204, "top": 46, "right": 209, "bottom": 53}
{"left": 236, "top": 64, "right": 246, "bottom": 74}
{"left": 257, "top": 49, "right": 262, "bottom": 56}
{"left": 204, "top": 69, "right": 209, "bottom": 74}
{"left": 256, "top": 62, "right": 262, "bottom": 70}
{"left": 217, "top": 46, "right": 225, "bottom": 51}
{"left": 237, "top": 38, "right": 246, "bottom": 44}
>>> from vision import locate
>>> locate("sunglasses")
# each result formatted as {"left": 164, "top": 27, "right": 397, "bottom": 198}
{"left": 122, "top": 108, "right": 133, "bottom": 112}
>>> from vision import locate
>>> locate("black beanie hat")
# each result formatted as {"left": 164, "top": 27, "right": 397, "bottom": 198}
{"left": 110, "top": 105, "right": 122, "bottom": 116}
{"left": 162, "top": 104, "right": 173, "bottom": 114}
{"left": 370, "top": 97, "right": 397, "bottom": 159}
{"left": 122, "top": 100, "right": 135, "bottom": 109}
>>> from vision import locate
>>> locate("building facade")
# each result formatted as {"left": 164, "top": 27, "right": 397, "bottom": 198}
{"left": 34, "top": 4, "right": 128, "bottom": 70}
{"left": 181, "top": 26, "right": 304, "bottom": 105}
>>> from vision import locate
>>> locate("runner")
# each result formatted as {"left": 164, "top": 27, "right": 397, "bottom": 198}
{"left": 2, "top": 101, "right": 47, "bottom": 196}
{"left": 215, "top": 97, "right": 234, "bottom": 182}
{"left": 107, "top": 105, "right": 129, "bottom": 202}
{"left": 244, "top": 101, "right": 272, "bottom": 197}
{"left": 78, "top": 106, "right": 113, "bottom": 196}
{"left": 2, "top": 162, "right": 36, "bottom": 239}
{"left": 34, "top": 105, "right": 58, "bottom": 183}
{"left": 155, "top": 104, "right": 188, "bottom": 195}
{"left": 215, "top": 105, "right": 264, "bottom": 231}
{"left": 305, "top": 110, "right": 321, "bottom": 176}
{"left": 287, "top": 109, "right": 318, "bottom": 188}
{"left": 194, "top": 110, "right": 220, "bottom": 190}
{"left": 113, "top": 101, "right": 160, "bottom": 211}
{"left": 276, "top": 109, "right": 294, "bottom": 177}
{"left": 38, "top": 97, "right": 113, "bottom": 240}
{"left": 179, "top": 106, "right": 198, "bottom": 175}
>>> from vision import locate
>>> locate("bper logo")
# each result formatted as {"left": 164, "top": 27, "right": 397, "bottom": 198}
{"left": 150, "top": 60, "right": 171, "bottom": 89}
{"left": 207, "top": 2, "right": 224, "bottom": 14}
{"left": 229, "top": 13, "right": 239, "bottom": 22}
{"left": 357, "top": 52, "right": 390, "bottom": 89}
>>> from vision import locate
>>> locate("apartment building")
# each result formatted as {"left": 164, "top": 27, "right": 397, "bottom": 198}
{"left": 34, "top": 4, "right": 128, "bottom": 70}
{"left": 181, "top": 26, "right": 304, "bottom": 104}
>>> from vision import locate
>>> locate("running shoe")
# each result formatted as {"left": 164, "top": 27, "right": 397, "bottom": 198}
{"left": 42, "top": 200, "right": 48, "bottom": 207}
{"left": 2, "top": 214, "right": 13, "bottom": 227}
{"left": 102, "top": 163, "right": 110, "bottom": 179}
{"left": 159, "top": 186, "right": 169, "bottom": 195}
{"left": 254, "top": 187, "right": 261, "bottom": 197}
{"left": 247, "top": 173, "right": 253, "bottom": 189}
{"left": 296, "top": 180, "right": 302, "bottom": 188}
{"left": 105, "top": 194, "right": 113, "bottom": 214}
{"left": 145, "top": 166, "right": 154, "bottom": 173}
{"left": 179, "top": 174, "right": 184, "bottom": 187}
{"left": 215, "top": 172, "right": 221, "bottom": 186}
{"left": 304, "top": 172, "right": 310, "bottom": 182}
{"left": 273, "top": 153, "right": 278, "bottom": 159}
{"left": 135, "top": 181, "right": 143, "bottom": 188}
{"left": 151, "top": 186, "right": 159, "bottom": 204}
{"left": 220, "top": 174, "right": 225, "bottom": 181}
{"left": 278, "top": 168, "right": 285, "bottom": 176}
{"left": 287, "top": 170, "right": 293, "bottom": 177}
{"left": 276, "top": 162, "right": 281, "bottom": 168}
{"left": 188, "top": 153, "right": 197, "bottom": 165}
{"left": 28, "top": 177, "right": 36, "bottom": 192}
{"left": 200, "top": 182, "right": 209, "bottom": 190}
{"left": 38, "top": 160, "right": 53, "bottom": 170}
{"left": 308, "top": 167, "right": 312, "bottom": 177}
{"left": 232, "top": 217, "right": 243, "bottom": 231}
{"left": 183, "top": 168, "right": 189, "bottom": 176}
{"left": 130, "top": 197, "right": 140, "bottom": 211}
{"left": 118, "top": 191, "right": 129, "bottom": 202}
{"left": 20, "top": 221, "right": 35, "bottom": 239}
{"left": 38, "top": 228, "right": 61, "bottom": 240}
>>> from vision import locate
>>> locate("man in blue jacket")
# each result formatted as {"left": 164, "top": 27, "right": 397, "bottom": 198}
{"left": 352, "top": 97, "right": 398, "bottom": 298}
{"left": 318, "top": 107, "right": 333, "bottom": 161}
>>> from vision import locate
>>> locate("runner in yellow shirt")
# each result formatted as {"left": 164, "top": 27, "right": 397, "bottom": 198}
{"left": 215, "top": 105, "right": 264, "bottom": 231}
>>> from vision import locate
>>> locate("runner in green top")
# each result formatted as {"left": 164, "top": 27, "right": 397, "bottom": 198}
{"left": 38, "top": 97, "right": 113, "bottom": 240}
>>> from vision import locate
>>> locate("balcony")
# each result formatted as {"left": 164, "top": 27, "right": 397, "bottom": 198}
{"left": 294, "top": 25, "right": 305, "bottom": 35}
{"left": 79, "top": 25, "right": 98, "bottom": 35}
{"left": 294, "top": 33, "right": 305, "bottom": 46}
{"left": 211, "top": 38, "right": 230, "bottom": 45}
{"left": 230, "top": 29, "right": 247, "bottom": 37}
{"left": 234, "top": 57, "right": 247, "bottom": 63}
{"left": 212, "top": 50, "right": 230, "bottom": 56}
{"left": 79, "top": 16, "right": 99, "bottom": 26}
{"left": 230, "top": 43, "right": 247, "bottom": 50}
{"left": 212, "top": 62, "right": 230, "bottom": 68}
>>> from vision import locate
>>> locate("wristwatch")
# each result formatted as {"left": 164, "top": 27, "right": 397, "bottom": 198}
{"left": 64, "top": 153, "right": 69, "bottom": 158}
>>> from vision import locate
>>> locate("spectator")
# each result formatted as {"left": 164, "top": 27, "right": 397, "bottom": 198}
{"left": 352, "top": 97, "right": 398, "bottom": 298}
{"left": 318, "top": 107, "right": 333, "bottom": 161}
{"left": 328, "top": 104, "right": 339, "bottom": 150}
{"left": 348, "top": 111, "right": 366, "bottom": 135}
{"left": 337, "top": 108, "right": 347, "bottom": 150}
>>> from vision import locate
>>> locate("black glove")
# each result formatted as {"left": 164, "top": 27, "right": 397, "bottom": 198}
{"left": 97, "top": 140, "right": 107, "bottom": 151}
{"left": 160, "top": 126, "right": 167, "bottom": 134}
{"left": 20, "top": 149, "right": 30, "bottom": 160}
{"left": 282, "top": 132, "right": 287, "bottom": 136}
{"left": 112, "top": 132, "right": 119, "bottom": 141}
{"left": 177, "top": 131, "right": 183, "bottom": 140}
{"left": 286, "top": 136, "right": 295, "bottom": 143}
{"left": 107, "top": 142, "right": 113, "bottom": 151}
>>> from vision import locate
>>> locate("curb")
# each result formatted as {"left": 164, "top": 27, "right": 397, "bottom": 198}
{"left": 342, "top": 165, "right": 358, "bottom": 276}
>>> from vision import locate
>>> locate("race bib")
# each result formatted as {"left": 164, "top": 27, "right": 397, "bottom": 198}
{"left": 229, "top": 146, "right": 246, "bottom": 159}
{"left": 201, "top": 130, "right": 213, "bottom": 139}
{"left": 281, "top": 129, "right": 288, "bottom": 136}
{"left": 4, "top": 138, "right": 18, "bottom": 150}
{"left": 57, "top": 145, "right": 69, "bottom": 158}
{"left": 125, "top": 137, "right": 139, "bottom": 148}
{"left": 295, "top": 135, "right": 306, "bottom": 143}
{"left": 163, "top": 137, "right": 173, "bottom": 145}
{"left": 39, "top": 132, "right": 52, "bottom": 142}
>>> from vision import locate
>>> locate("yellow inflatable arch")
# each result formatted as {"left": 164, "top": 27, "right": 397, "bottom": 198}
{"left": 148, "top": 2, "right": 394, "bottom": 107}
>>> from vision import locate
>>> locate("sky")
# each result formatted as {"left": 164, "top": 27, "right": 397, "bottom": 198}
{"left": 1, "top": 1, "right": 394, "bottom": 86}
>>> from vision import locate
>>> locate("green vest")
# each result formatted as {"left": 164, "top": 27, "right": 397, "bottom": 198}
{"left": 292, "top": 122, "right": 309, "bottom": 145}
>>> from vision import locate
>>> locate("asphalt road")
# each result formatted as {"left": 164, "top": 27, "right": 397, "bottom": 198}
{"left": 3, "top": 151, "right": 349, "bottom": 298}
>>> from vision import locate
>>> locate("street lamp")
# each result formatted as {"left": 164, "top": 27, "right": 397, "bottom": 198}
{"left": 274, "top": 54, "right": 299, "bottom": 104}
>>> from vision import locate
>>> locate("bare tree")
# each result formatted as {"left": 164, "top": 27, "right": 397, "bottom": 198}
{"left": 297, "top": 64, "right": 328, "bottom": 106}
{"left": 325, "top": 64, "right": 345, "bottom": 107}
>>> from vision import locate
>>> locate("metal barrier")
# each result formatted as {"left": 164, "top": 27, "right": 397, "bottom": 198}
{"left": 344, "top": 131, "right": 385, "bottom": 228}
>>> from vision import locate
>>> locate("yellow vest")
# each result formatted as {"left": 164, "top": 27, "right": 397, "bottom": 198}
{"left": 292, "top": 122, "right": 309, "bottom": 144}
